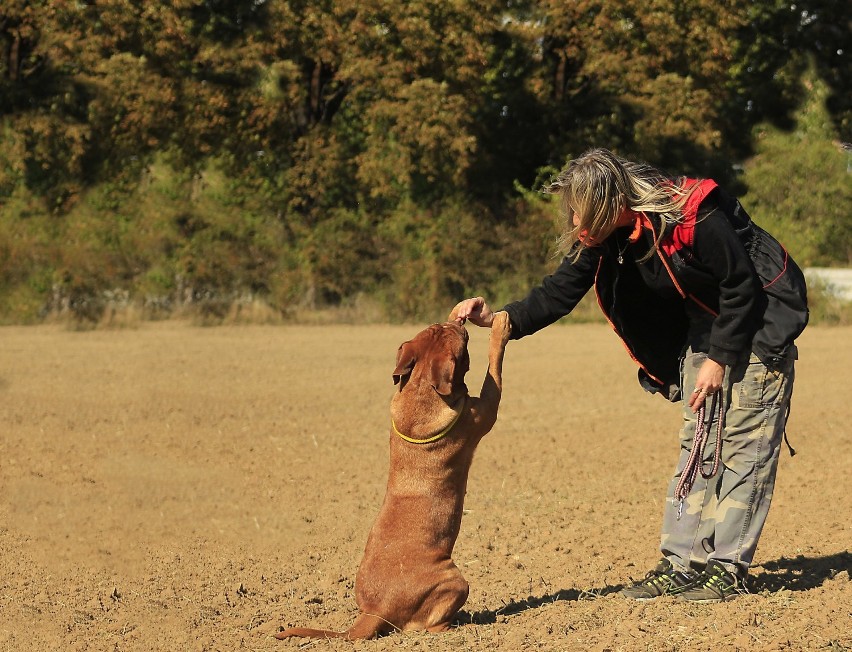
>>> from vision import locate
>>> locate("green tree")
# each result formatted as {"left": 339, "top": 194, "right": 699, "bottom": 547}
{"left": 740, "top": 67, "right": 851, "bottom": 266}
{"left": 534, "top": 0, "right": 746, "bottom": 178}
{"left": 0, "top": 0, "right": 849, "bottom": 324}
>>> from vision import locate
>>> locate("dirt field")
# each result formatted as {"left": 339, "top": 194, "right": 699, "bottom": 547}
{"left": 0, "top": 321, "right": 849, "bottom": 652}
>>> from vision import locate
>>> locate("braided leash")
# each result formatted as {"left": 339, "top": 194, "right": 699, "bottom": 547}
{"left": 675, "top": 391, "right": 724, "bottom": 520}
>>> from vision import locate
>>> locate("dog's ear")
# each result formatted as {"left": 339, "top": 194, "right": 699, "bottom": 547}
{"left": 429, "top": 355, "right": 455, "bottom": 396}
{"left": 393, "top": 341, "right": 417, "bottom": 387}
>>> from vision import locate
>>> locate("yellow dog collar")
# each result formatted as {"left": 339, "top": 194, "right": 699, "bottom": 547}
{"left": 392, "top": 398, "right": 465, "bottom": 444}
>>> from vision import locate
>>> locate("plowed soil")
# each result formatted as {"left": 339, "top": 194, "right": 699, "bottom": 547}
{"left": 1, "top": 322, "right": 849, "bottom": 651}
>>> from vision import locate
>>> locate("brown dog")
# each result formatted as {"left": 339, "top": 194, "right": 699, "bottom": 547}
{"left": 276, "top": 311, "right": 511, "bottom": 640}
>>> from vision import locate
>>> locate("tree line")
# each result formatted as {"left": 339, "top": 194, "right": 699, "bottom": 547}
{"left": 0, "top": 0, "right": 849, "bottom": 324}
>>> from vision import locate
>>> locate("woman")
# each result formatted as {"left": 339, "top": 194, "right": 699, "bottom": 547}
{"left": 452, "top": 148, "right": 808, "bottom": 602}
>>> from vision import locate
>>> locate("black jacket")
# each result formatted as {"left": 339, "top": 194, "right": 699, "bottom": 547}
{"left": 503, "top": 182, "right": 809, "bottom": 401}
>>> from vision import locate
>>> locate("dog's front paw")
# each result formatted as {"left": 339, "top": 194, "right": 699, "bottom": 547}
{"left": 490, "top": 311, "right": 511, "bottom": 347}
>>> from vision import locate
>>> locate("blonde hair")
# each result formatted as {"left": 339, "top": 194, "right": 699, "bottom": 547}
{"left": 547, "top": 148, "right": 696, "bottom": 262}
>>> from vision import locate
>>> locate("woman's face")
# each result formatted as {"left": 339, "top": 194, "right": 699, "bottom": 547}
{"left": 571, "top": 205, "right": 633, "bottom": 241}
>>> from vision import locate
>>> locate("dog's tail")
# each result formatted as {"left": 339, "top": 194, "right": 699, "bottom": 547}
{"left": 274, "top": 626, "right": 348, "bottom": 639}
{"left": 275, "top": 613, "right": 388, "bottom": 640}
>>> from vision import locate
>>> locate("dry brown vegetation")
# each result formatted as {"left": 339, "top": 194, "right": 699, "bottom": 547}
{"left": 0, "top": 322, "right": 849, "bottom": 651}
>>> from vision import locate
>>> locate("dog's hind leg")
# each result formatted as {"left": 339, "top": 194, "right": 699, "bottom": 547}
{"left": 344, "top": 612, "right": 394, "bottom": 639}
{"left": 417, "top": 573, "right": 469, "bottom": 634}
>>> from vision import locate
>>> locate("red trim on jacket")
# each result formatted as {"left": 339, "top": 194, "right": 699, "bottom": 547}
{"left": 762, "top": 247, "right": 789, "bottom": 290}
{"left": 652, "top": 178, "right": 721, "bottom": 316}
{"left": 659, "top": 178, "right": 718, "bottom": 256}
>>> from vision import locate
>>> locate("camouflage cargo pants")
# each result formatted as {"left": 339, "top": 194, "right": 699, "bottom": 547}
{"left": 660, "top": 347, "right": 796, "bottom": 579}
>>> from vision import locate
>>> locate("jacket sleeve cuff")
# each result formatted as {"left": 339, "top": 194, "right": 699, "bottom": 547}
{"left": 500, "top": 305, "right": 524, "bottom": 340}
{"left": 707, "top": 346, "right": 739, "bottom": 367}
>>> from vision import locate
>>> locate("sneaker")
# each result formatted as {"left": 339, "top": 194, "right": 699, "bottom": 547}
{"left": 620, "top": 559, "right": 697, "bottom": 600}
{"left": 677, "top": 560, "right": 745, "bottom": 603}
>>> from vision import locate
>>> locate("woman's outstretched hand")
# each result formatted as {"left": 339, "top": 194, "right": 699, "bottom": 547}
{"left": 449, "top": 296, "right": 495, "bottom": 327}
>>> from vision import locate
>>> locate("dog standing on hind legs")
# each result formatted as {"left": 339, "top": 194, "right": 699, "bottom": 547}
{"left": 276, "top": 310, "right": 511, "bottom": 640}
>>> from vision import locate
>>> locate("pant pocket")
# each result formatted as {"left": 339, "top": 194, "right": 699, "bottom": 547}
{"left": 736, "top": 354, "right": 788, "bottom": 408}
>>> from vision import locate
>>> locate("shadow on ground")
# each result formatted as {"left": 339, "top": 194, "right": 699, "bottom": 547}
{"left": 455, "top": 550, "right": 851, "bottom": 625}
{"left": 752, "top": 551, "right": 851, "bottom": 592}
{"left": 455, "top": 584, "right": 625, "bottom": 626}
